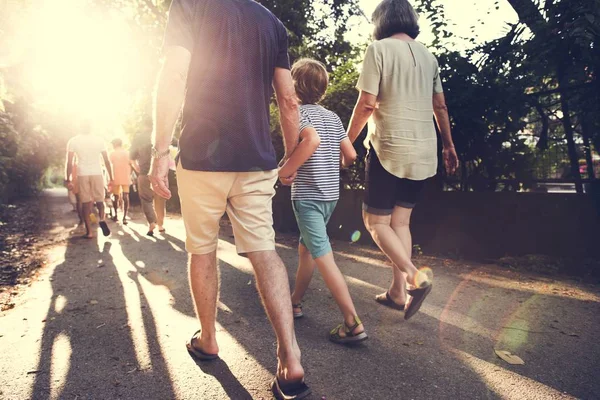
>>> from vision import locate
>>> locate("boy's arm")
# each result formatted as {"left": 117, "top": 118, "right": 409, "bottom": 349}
{"left": 278, "top": 127, "right": 320, "bottom": 178}
{"left": 340, "top": 138, "right": 357, "bottom": 168}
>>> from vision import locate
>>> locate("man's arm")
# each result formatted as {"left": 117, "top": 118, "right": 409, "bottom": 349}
{"left": 433, "top": 92, "right": 458, "bottom": 174}
{"left": 273, "top": 67, "right": 299, "bottom": 159}
{"left": 130, "top": 160, "right": 140, "bottom": 174}
{"left": 153, "top": 46, "right": 191, "bottom": 153}
{"left": 347, "top": 91, "right": 377, "bottom": 143}
{"left": 65, "top": 151, "right": 75, "bottom": 185}
{"left": 102, "top": 151, "right": 114, "bottom": 182}
{"left": 151, "top": 46, "right": 191, "bottom": 199}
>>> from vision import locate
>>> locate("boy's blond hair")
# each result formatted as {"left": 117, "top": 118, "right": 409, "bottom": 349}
{"left": 291, "top": 58, "right": 329, "bottom": 105}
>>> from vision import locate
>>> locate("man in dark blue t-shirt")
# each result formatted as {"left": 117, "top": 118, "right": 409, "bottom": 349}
{"left": 149, "top": 1, "right": 309, "bottom": 398}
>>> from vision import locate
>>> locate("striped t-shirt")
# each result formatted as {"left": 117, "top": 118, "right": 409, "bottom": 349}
{"left": 291, "top": 104, "right": 347, "bottom": 201}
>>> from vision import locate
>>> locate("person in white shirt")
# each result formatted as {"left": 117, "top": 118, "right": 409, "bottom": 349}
{"left": 64, "top": 122, "right": 114, "bottom": 239}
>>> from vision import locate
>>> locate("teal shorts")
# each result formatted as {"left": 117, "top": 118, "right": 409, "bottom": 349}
{"left": 292, "top": 200, "right": 338, "bottom": 259}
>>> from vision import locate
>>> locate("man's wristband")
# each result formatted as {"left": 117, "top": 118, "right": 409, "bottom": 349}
{"left": 151, "top": 146, "right": 170, "bottom": 159}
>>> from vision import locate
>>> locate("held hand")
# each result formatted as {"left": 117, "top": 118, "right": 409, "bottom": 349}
{"left": 443, "top": 146, "right": 459, "bottom": 175}
{"left": 149, "top": 157, "right": 172, "bottom": 199}
{"left": 279, "top": 171, "right": 297, "bottom": 186}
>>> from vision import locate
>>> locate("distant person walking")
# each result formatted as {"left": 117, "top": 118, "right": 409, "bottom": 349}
{"left": 150, "top": 1, "right": 309, "bottom": 398}
{"left": 66, "top": 159, "right": 83, "bottom": 226}
{"left": 65, "top": 122, "right": 113, "bottom": 238}
{"left": 130, "top": 128, "right": 167, "bottom": 236}
{"left": 109, "top": 138, "right": 132, "bottom": 224}
{"left": 346, "top": 0, "right": 459, "bottom": 319}
{"left": 279, "top": 59, "right": 366, "bottom": 344}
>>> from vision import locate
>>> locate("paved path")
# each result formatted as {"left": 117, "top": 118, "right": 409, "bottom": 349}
{"left": 1, "top": 189, "right": 599, "bottom": 399}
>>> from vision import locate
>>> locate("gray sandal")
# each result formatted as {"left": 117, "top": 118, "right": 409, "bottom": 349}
{"left": 329, "top": 315, "right": 368, "bottom": 345}
{"left": 292, "top": 303, "right": 304, "bottom": 319}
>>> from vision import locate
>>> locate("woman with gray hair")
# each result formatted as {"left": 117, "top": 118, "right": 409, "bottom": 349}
{"left": 347, "top": 0, "right": 458, "bottom": 320}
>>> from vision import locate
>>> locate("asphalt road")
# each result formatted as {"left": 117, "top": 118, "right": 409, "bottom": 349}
{"left": 1, "top": 189, "right": 599, "bottom": 399}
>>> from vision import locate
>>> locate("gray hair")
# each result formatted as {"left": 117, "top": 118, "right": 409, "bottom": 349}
{"left": 372, "top": 0, "right": 420, "bottom": 40}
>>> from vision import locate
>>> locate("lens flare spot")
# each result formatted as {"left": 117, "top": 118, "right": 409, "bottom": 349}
{"left": 351, "top": 230, "right": 361, "bottom": 243}
{"left": 415, "top": 266, "right": 433, "bottom": 287}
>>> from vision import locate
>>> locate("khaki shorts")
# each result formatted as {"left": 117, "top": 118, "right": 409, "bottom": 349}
{"left": 78, "top": 175, "right": 105, "bottom": 203}
{"left": 111, "top": 184, "right": 130, "bottom": 195}
{"left": 177, "top": 164, "right": 277, "bottom": 255}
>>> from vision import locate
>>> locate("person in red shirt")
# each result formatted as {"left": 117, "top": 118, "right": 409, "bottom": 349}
{"left": 109, "top": 138, "right": 132, "bottom": 224}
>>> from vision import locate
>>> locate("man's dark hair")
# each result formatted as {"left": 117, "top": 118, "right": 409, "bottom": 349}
{"left": 291, "top": 58, "right": 329, "bottom": 105}
{"left": 372, "top": 0, "right": 420, "bottom": 40}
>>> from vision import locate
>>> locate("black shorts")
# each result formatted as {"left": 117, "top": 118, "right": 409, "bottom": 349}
{"left": 363, "top": 149, "right": 426, "bottom": 215}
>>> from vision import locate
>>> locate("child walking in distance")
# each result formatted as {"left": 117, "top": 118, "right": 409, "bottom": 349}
{"left": 279, "top": 58, "right": 365, "bottom": 344}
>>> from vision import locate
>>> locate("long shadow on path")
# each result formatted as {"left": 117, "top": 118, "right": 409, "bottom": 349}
{"left": 31, "top": 233, "right": 176, "bottom": 399}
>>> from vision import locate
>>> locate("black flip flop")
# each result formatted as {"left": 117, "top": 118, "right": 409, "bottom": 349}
{"left": 186, "top": 330, "right": 219, "bottom": 361}
{"left": 271, "top": 377, "right": 311, "bottom": 400}
{"left": 99, "top": 221, "right": 111, "bottom": 237}
{"left": 404, "top": 282, "right": 432, "bottom": 320}
{"left": 147, "top": 231, "right": 154, "bottom": 237}
{"left": 375, "top": 291, "right": 405, "bottom": 311}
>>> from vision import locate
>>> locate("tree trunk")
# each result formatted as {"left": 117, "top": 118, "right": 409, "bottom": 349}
{"left": 581, "top": 112, "right": 597, "bottom": 179}
{"left": 558, "top": 84, "right": 583, "bottom": 193}
{"left": 505, "top": 0, "right": 547, "bottom": 35}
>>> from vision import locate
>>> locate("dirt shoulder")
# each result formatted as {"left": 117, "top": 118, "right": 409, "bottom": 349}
{"left": 0, "top": 192, "right": 68, "bottom": 311}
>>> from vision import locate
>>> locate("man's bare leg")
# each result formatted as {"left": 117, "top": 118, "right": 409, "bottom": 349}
{"left": 247, "top": 250, "right": 304, "bottom": 384}
{"left": 81, "top": 202, "right": 93, "bottom": 238}
{"left": 155, "top": 195, "right": 166, "bottom": 231}
{"left": 188, "top": 252, "right": 220, "bottom": 354}
{"left": 75, "top": 194, "right": 83, "bottom": 225}
{"left": 290, "top": 243, "right": 315, "bottom": 313}
{"left": 122, "top": 193, "right": 130, "bottom": 223}
{"left": 95, "top": 201, "right": 106, "bottom": 221}
{"left": 111, "top": 194, "right": 119, "bottom": 221}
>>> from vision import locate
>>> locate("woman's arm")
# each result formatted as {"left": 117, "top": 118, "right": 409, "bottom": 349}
{"left": 278, "top": 126, "right": 320, "bottom": 178}
{"left": 347, "top": 91, "right": 377, "bottom": 143}
{"left": 340, "top": 138, "right": 357, "bottom": 168}
{"left": 433, "top": 92, "right": 459, "bottom": 174}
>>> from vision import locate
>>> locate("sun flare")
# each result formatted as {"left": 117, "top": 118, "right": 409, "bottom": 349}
{"left": 12, "top": 0, "right": 151, "bottom": 134}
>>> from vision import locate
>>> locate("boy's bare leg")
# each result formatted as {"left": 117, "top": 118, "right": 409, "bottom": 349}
{"left": 313, "top": 251, "right": 364, "bottom": 335}
{"left": 247, "top": 250, "right": 304, "bottom": 384}
{"left": 188, "top": 252, "right": 219, "bottom": 354}
{"left": 290, "top": 243, "right": 316, "bottom": 309}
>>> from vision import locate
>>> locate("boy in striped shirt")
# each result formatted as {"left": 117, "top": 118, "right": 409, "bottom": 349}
{"left": 278, "top": 58, "right": 366, "bottom": 344}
